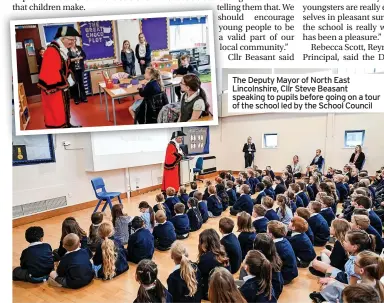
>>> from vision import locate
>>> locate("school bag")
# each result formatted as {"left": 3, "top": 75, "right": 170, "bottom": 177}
{"left": 157, "top": 103, "right": 180, "bottom": 123}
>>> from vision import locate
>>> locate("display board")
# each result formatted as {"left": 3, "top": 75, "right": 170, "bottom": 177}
{"left": 141, "top": 18, "right": 168, "bottom": 50}
{"left": 182, "top": 126, "right": 210, "bottom": 155}
{"left": 79, "top": 20, "right": 115, "bottom": 60}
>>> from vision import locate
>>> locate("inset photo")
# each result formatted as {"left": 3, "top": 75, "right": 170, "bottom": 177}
{"left": 11, "top": 11, "right": 217, "bottom": 135}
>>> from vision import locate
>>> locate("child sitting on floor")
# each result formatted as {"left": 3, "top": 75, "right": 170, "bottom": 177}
{"left": 308, "top": 201, "right": 330, "bottom": 246}
{"left": 230, "top": 184, "right": 253, "bottom": 216}
{"left": 252, "top": 204, "right": 269, "bottom": 233}
{"left": 153, "top": 210, "right": 176, "bottom": 251}
{"left": 165, "top": 187, "right": 181, "bottom": 216}
{"left": 127, "top": 216, "right": 154, "bottom": 264}
{"left": 88, "top": 212, "right": 103, "bottom": 252}
{"left": 171, "top": 203, "right": 190, "bottom": 239}
{"left": 194, "top": 191, "right": 209, "bottom": 223}
{"left": 153, "top": 193, "right": 172, "bottom": 221}
{"left": 219, "top": 217, "right": 242, "bottom": 274}
{"left": 319, "top": 195, "right": 336, "bottom": 227}
{"left": 138, "top": 201, "right": 155, "bottom": 232}
{"left": 189, "top": 182, "right": 198, "bottom": 198}
{"left": 111, "top": 204, "right": 131, "bottom": 245}
{"left": 13, "top": 226, "right": 54, "bottom": 283}
{"left": 206, "top": 185, "right": 223, "bottom": 217}
{"left": 178, "top": 186, "right": 189, "bottom": 210}
{"left": 186, "top": 197, "right": 203, "bottom": 232}
{"left": 262, "top": 196, "right": 279, "bottom": 221}
{"left": 237, "top": 211, "right": 256, "bottom": 260}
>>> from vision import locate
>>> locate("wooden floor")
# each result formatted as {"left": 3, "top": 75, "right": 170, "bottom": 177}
{"left": 13, "top": 182, "right": 321, "bottom": 303}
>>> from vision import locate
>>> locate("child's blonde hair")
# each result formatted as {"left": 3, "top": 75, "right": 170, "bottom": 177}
{"left": 98, "top": 222, "right": 117, "bottom": 280}
{"left": 146, "top": 67, "right": 164, "bottom": 91}
{"left": 155, "top": 210, "right": 166, "bottom": 224}
{"left": 331, "top": 218, "right": 351, "bottom": 243}
{"left": 170, "top": 241, "right": 198, "bottom": 297}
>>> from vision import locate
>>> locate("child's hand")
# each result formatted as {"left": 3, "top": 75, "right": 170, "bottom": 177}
{"left": 137, "top": 84, "right": 143, "bottom": 89}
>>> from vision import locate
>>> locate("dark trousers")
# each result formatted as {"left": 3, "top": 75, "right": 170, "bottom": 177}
{"left": 293, "top": 173, "right": 302, "bottom": 178}
{"left": 176, "top": 233, "right": 189, "bottom": 240}
{"left": 230, "top": 207, "right": 241, "bottom": 216}
{"left": 13, "top": 267, "right": 48, "bottom": 283}
{"left": 139, "top": 61, "right": 150, "bottom": 75}
{"left": 155, "top": 239, "right": 171, "bottom": 251}
{"left": 244, "top": 154, "right": 253, "bottom": 168}
{"left": 70, "top": 69, "right": 87, "bottom": 102}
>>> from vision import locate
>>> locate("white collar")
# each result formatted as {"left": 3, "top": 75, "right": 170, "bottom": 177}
{"left": 172, "top": 264, "right": 181, "bottom": 272}
{"left": 321, "top": 207, "right": 330, "bottom": 211}
{"left": 171, "top": 139, "right": 183, "bottom": 154}
{"left": 298, "top": 190, "right": 303, "bottom": 194}
{"left": 198, "top": 200, "right": 203, "bottom": 203}
{"left": 259, "top": 190, "right": 265, "bottom": 194}
{"left": 243, "top": 274, "right": 256, "bottom": 282}
{"left": 240, "top": 193, "right": 245, "bottom": 196}
{"left": 209, "top": 194, "right": 215, "bottom": 197}
{"left": 254, "top": 216, "right": 265, "bottom": 221}
{"left": 65, "top": 247, "right": 81, "bottom": 255}
{"left": 175, "top": 213, "right": 184, "bottom": 216}
{"left": 222, "top": 233, "right": 232, "bottom": 238}
{"left": 273, "top": 238, "right": 284, "bottom": 243}
{"left": 310, "top": 213, "right": 318, "bottom": 217}
{"left": 157, "top": 221, "right": 166, "bottom": 225}
{"left": 92, "top": 223, "right": 101, "bottom": 227}
{"left": 28, "top": 242, "right": 43, "bottom": 247}
{"left": 184, "top": 89, "right": 200, "bottom": 102}
{"left": 291, "top": 232, "right": 301, "bottom": 237}
{"left": 167, "top": 195, "right": 175, "bottom": 198}
{"left": 56, "top": 38, "right": 69, "bottom": 60}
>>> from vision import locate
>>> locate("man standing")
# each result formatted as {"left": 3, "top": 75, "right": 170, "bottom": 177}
{"left": 162, "top": 131, "right": 186, "bottom": 193}
{"left": 37, "top": 26, "right": 81, "bottom": 128}
{"left": 242, "top": 136, "right": 256, "bottom": 168}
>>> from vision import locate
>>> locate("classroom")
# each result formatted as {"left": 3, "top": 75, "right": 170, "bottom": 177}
{"left": 13, "top": 12, "right": 214, "bottom": 132}
{"left": 12, "top": 68, "right": 384, "bottom": 303}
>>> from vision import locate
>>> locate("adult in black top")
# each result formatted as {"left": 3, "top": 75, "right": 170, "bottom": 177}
{"left": 36, "top": 47, "right": 45, "bottom": 73}
{"left": 242, "top": 136, "right": 256, "bottom": 168}
{"left": 135, "top": 33, "right": 151, "bottom": 75}
{"left": 349, "top": 145, "right": 366, "bottom": 171}
{"left": 68, "top": 44, "right": 87, "bottom": 104}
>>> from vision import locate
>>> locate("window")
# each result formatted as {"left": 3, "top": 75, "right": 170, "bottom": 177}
{"left": 344, "top": 130, "right": 365, "bottom": 148}
{"left": 169, "top": 17, "right": 207, "bottom": 50}
{"left": 263, "top": 133, "right": 278, "bottom": 148}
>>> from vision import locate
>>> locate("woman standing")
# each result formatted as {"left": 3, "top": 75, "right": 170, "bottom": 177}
{"left": 68, "top": 42, "right": 87, "bottom": 104}
{"left": 349, "top": 145, "right": 366, "bottom": 171}
{"left": 121, "top": 40, "right": 135, "bottom": 76}
{"left": 242, "top": 137, "right": 256, "bottom": 168}
{"left": 178, "top": 74, "right": 210, "bottom": 122}
{"left": 135, "top": 33, "right": 151, "bottom": 75}
{"left": 292, "top": 155, "right": 302, "bottom": 178}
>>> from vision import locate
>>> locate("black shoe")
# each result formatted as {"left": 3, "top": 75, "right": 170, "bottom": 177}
{"left": 66, "top": 123, "right": 82, "bottom": 128}
{"left": 74, "top": 100, "right": 80, "bottom": 105}
{"left": 309, "top": 266, "right": 325, "bottom": 277}
{"left": 325, "top": 245, "right": 333, "bottom": 251}
{"left": 309, "top": 292, "right": 325, "bottom": 303}
{"left": 81, "top": 99, "right": 88, "bottom": 103}
{"left": 316, "top": 256, "right": 322, "bottom": 261}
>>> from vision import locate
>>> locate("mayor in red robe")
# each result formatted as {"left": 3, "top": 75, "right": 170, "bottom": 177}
{"left": 37, "top": 26, "right": 81, "bottom": 128}
{"left": 162, "top": 131, "right": 186, "bottom": 192}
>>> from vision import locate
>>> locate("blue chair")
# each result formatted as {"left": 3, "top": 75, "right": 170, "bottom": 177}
{"left": 193, "top": 157, "right": 204, "bottom": 183}
{"left": 91, "top": 177, "right": 122, "bottom": 213}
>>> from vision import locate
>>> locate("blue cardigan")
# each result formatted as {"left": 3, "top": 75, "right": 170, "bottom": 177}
{"left": 207, "top": 195, "right": 223, "bottom": 217}
{"left": 369, "top": 210, "right": 383, "bottom": 236}
{"left": 127, "top": 228, "right": 154, "bottom": 264}
{"left": 265, "top": 209, "right": 279, "bottom": 221}
{"left": 221, "top": 233, "right": 242, "bottom": 274}
{"left": 178, "top": 193, "right": 190, "bottom": 210}
{"left": 226, "top": 188, "right": 237, "bottom": 206}
{"left": 56, "top": 249, "right": 94, "bottom": 289}
{"left": 320, "top": 207, "right": 335, "bottom": 227}
{"left": 264, "top": 187, "right": 275, "bottom": 200}
{"left": 165, "top": 196, "right": 181, "bottom": 216}
{"left": 19, "top": 243, "right": 54, "bottom": 278}
{"left": 272, "top": 271, "right": 284, "bottom": 300}
{"left": 336, "top": 182, "right": 348, "bottom": 203}
{"left": 233, "top": 194, "right": 254, "bottom": 215}
{"left": 198, "top": 201, "right": 209, "bottom": 223}
{"left": 186, "top": 207, "right": 203, "bottom": 232}
{"left": 287, "top": 233, "right": 316, "bottom": 262}
{"left": 274, "top": 238, "right": 298, "bottom": 283}
{"left": 366, "top": 225, "right": 384, "bottom": 252}
{"left": 154, "top": 203, "right": 172, "bottom": 221}
{"left": 240, "top": 277, "right": 277, "bottom": 303}
{"left": 298, "top": 192, "right": 310, "bottom": 207}
{"left": 171, "top": 214, "right": 190, "bottom": 235}
{"left": 306, "top": 224, "right": 315, "bottom": 244}
{"left": 253, "top": 217, "right": 269, "bottom": 233}
{"left": 255, "top": 191, "right": 266, "bottom": 204}
{"left": 167, "top": 262, "right": 202, "bottom": 302}
{"left": 152, "top": 221, "right": 176, "bottom": 249}
{"left": 238, "top": 231, "right": 256, "bottom": 260}
{"left": 133, "top": 289, "right": 173, "bottom": 303}
{"left": 307, "top": 214, "right": 330, "bottom": 246}
{"left": 295, "top": 195, "right": 304, "bottom": 208}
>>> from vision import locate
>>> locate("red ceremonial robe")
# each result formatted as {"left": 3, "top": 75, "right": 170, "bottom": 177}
{"left": 162, "top": 141, "right": 183, "bottom": 192}
{"left": 37, "top": 41, "right": 71, "bottom": 128}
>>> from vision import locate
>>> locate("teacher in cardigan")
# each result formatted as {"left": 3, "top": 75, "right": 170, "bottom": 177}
{"left": 162, "top": 131, "right": 186, "bottom": 193}
{"left": 349, "top": 145, "right": 365, "bottom": 171}
{"left": 135, "top": 33, "right": 151, "bottom": 75}
{"left": 242, "top": 136, "right": 256, "bottom": 168}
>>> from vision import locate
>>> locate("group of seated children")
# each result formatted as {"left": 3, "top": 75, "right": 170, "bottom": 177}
{"left": 13, "top": 166, "right": 384, "bottom": 303}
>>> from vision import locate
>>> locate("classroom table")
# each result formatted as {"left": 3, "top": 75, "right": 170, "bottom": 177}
{"left": 99, "top": 76, "right": 182, "bottom": 126}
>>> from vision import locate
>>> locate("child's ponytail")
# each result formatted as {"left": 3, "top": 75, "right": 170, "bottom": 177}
{"left": 98, "top": 223, "right": 117, "bottom": 280}
{"left": 357, "top": 251, "right": 384, "bottom": 301}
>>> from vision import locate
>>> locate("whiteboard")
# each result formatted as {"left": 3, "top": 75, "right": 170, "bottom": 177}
{"left": 89, "top": 128, "right": 177, "bottom": 171}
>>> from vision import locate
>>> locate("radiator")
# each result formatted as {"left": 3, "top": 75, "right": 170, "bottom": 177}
{"left": 201, "top": 156, "right": 216, "bottom": 175}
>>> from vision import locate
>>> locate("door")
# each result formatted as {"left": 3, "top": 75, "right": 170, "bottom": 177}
{"left": 15, "top": 25, "right": 42, "bottom": 97}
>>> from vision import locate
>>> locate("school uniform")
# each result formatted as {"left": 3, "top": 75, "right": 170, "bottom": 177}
{"left": 88, "top": 224, "right": 102, "bottom": 252}
{"left": 253, "top": 216, "right": 269, "bottom": 233}
{"left": 198, "top": 200, "right": 209, "bottom": 223}
{"left": 295, "top": 195, "right": 304, "bottom": 208}
{"left": 348, "top": 175, "right": 358, "bottom": 185}
{"left": 329, "top": 240, "right": 348, "bottom": 271}
{"left": 207, "top": 194, "right": 223, "bottom": 217}
{"left": 320, "top": 207, "right": 336, "bottom": 227}
{"left": 133, "top": 289, "right": 173, "bottom": 303}
{"left": 186, "top": 207, "right": 203, "bottom": 232}
{"left": 171, "top": 214, "right": 190, "bottom": 239}
{"left": 366, "top": 225, "right": 384, "bottom": 252}
{"left": 202, "top": 188, "right": 210, "bottom": 201}
{"left": 227, "top": 188, "right": 237, "bottom": 206}
{"left": 221, "top": 233, "right": 242, "bottom": 274}
{"left": 240, "top": 275, "right": 277, "bottom": 303}
{"left": 13, "top": 242, "right": 54, "bottom": 282}
{"left": 287, "top": 232, "right": 316, "bottom": 268}
{"left": 343, "top": 182, "right": 350, "bottom": 197}
{"left": 289, "top": 200, "right": 297, "bottom": 214}
{"left": 343, "top": 205, "right": 355, "bottom": 222}
{"left": 165, "top": 196, "right": 181, "bottom": 216}
{"left": 218, "top": 190, "right": 230, "bottom": 211}
{"left": 274, "top": 183, "right": 286, "bottom": 196}
{"left": 306, "top": 224, "right": 315, "bottom": 245}
{"left": 274, "top": 238, "right": 298, "bottom": 284}
{"left": 277, "top": 206, "right": 293, "bottom": 226}
{"left": 255, "top": 191, "right": 266, "bottom": 204}
{"left": 127, "top": 228, "right": 154, "bottom": 264}
{"left": 56, "top": 236, "right": 92, "bottom": 261}
{"left": 230, "top": 194, "right": 253, "bottom": 216}
{"left": 198, "top": 251, "right": 230, "bottom": 300}
{"left": 92, "top": 238, "right": 129, "bottom": 279}
{"left": 55, "top": 248, "right": 94, "bottom": 289}
{"left": 238, "top": 231, "right": 256, "bottom": 260}
{"left": 179, "top": 193, "right": 190, "bottom": 210}
{"left": 167, "top": 263, "right": 202, "bottom": 302}
{"left": 297, "top": 191, "right": 310, "bottom": 207}
{"left": 154, "top": 203, "right": 172, "bottom": 221}
{"left": 189, "top": 189, "right": 197, "bottom": 198}
{"left": 368, "top": 210, "right": 383, "bottom": 236}
{"left": 368, "top": 186, "right": 376, "bottom": 202}
{"left": 265, "top": 187, "right": 275, "bottom": 200}
{"left": 307, "top": 213, "right": 330, "bottom": 246}
{"left": 152, "top": 221, "right": 176, "bottom": 251}
{"left": 310, "top": 184, "right": 318, "bottom": 199}
{"left": 336, "top": 182, "right": 348, "bottom": 205}
{"left": 265, "top": 209, "right": 279, "bottom": 221}
{"left": 307, "top": 185, "right": 315, "bottom": 201}
{"left": 248, "top": 177, "right": 259, "bottom": 194}
{"left": 272, "top": 271, "right": 284, "bottom": 300}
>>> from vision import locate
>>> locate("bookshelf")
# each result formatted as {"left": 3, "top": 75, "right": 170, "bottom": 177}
{"left": 18, "top": 83, "right": 30, "bottom": 130}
